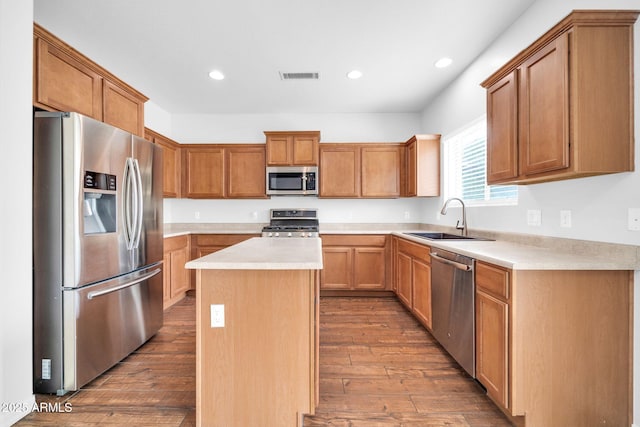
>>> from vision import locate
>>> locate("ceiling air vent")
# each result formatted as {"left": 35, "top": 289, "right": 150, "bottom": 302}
{"left": 279, "top": 72, "right": 319, "bottom": 80}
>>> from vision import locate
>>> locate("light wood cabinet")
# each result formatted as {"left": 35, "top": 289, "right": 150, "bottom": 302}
{"left": 475, "top": 261, "right": 510, "bottom": 410}
{"left": 145, "top": 128, "right": 181, "bottom": 198}
{"left": 403, "top": 134, "right": 440, "bottom": 197}
{"left": 163, "top": 235, "right": 190, "bottom": 308}
{"left": 226, "top": 146, "right": 267, "bottom": 198}
{"left": 474, "top": 261, "right": 631, "bottom": 427}
{"left": 361, "top": 146, "right": 401, "bottom": 197}
{"left": 320, "top": 234, "right": 388, "bottom": 292}
{"left": 394, "top": 237, "right": 432, "bottom": 330}
{"left": 264, "top": 131, "right": 320, "bottom": 165}
{"left": 481, "top": 10, "right": 638, "bottom": 185}
{"left": 33, "top": 24, "right": 147, "bottom": 136}
{"left": 182, "top": 144, "right": 266, "bottom": 199}
{"left": 319, "top": 145, "right": 360, "bottom": 197}
{"left": 319, "top": 143, "right": 402, "bottom": 198}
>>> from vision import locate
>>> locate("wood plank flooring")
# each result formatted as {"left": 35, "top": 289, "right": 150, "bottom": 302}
{"left": 16, "top": 295, "right": 512, "bottom": 426}
{"left": 304, "top": 297, "right": 512, "bottom": 426}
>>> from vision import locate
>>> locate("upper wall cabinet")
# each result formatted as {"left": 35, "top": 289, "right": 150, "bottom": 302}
{"left": 481, "top": 10, "right": 638, "bottom": 185}
{"left": 319, "top": 143, "right": 402, "bottom": 198}
{"left": 144, "top": 128, "right": 182, "bottom": 198}
{"left": 264, "top": 131, "right": 320, "bottom": 166}
{"left": 182, "top": 144, "right": 266, "bottom": 199}
{"left": 34, "top": 24, "right": 147, "bottom": 137}
{"left": 402, "top": 134, "right": 440, "bottom": 197}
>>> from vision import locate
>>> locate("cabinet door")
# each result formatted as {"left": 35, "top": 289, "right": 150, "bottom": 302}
{"left": 266, "top": 135, "right": 291, "bottom": 165}
{"left": 34, "top": 38, "right": 103, "bottom": 120}
{"left": 148, "top": 131, "right": 181, "bottom": 198}
{"left": 476, "top": 290, "right": 509, "bottom": 409}
{"left": 227, "top": 146, "right": 266, "bottom": 198}
{"left": 405, "top": 142, "right": 417, "bottom": 196}
{"left": 183, "top": 147, "right": 225, "bottom": 198}
{"left": 319, "top": 146, "right": 359, "bottom": 197}
{"left": 519, "top": 34, "right": 569, "bottom": 176}
{"left": 353, "top": 248, "right": 386, "bottom": 290}
{"left": 103, "top": 80, "right": 145, "bottom": 136}
{"left": 361, "top": 146, "right": 401, "bottom": 198}
{"left": 162, "top": 252, "right": 172, "bottom": 305}
{"left": 411, "top": 258, "right": 431, "bottom": 329}
{"left": 320, "top": 247, "right": 353, "bottom": 290}
{"left": 292, "top": 135, "right": 318, "bottom": 165}
{"left": 396, "top": 251, "right": 412, "bottom": 309}
{"left": 487, "top": 71, "right": 519, "bottom": 184}
{"left": 170, "top": 246, "right": 190, "bottom": 297}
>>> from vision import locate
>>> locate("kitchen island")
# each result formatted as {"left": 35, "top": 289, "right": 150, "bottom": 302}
{"left": 185, "top": 237, "right": 323, "bottom": 427}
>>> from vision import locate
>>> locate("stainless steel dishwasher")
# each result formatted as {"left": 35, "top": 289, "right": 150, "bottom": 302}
{"left": 430, "top": 248, "right": 475, "bottom": 377}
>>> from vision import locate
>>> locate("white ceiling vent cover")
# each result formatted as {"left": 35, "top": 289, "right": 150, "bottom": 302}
{"left": 279, "top": 72, "right": 320, "bottom": 80}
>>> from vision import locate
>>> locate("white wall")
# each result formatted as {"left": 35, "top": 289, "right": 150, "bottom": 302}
{"left": 144, "top": 100, "right": 173, "bottom": 136}
{"left": 417, "top": 0, "right": 640, "bottom": 425}
{"left": 0, "top": 1, "right": 36, "bottom": 426}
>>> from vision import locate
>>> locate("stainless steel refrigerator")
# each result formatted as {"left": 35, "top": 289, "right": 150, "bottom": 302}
{"left": 33, "top": 112, "right": 164, "bottom": 395}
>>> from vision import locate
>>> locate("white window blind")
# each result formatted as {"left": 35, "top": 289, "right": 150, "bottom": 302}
{"left": 443, "top": 117, "right": 517, "bottom": 206}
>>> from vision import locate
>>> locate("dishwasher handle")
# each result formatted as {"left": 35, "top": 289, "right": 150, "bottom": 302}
{"left": 430, "top": 252, "right": 473, "bottom": 272}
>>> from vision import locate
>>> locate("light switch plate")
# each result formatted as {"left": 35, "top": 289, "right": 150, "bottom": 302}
{"left": 527, "top": 209, "right": 541, "bottom": 226}
{"left": 560, "top": 210, "right": 572, "bottom": 228}
{"left": 629, "top": 208, "right": 640, "bottom": 231}
{"left": 210, "top": 304, "right": 225, "bottom": 328}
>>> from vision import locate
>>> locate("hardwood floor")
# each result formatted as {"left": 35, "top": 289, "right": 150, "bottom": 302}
{"left": 304, "top": 297, "right": 512, "bottom": 426}
{"left": 16, "top": 295, "right": 511, "bottom": 426}
{"left": 15, "top": 295, "right": 196, "bottom": 426}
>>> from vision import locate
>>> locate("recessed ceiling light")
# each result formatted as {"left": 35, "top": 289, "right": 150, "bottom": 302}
{"left": 208, "top": 70, "right": 225, "bottom": 80}
{"left": 347, "top": 70, "right": 363, "bottom": 80}
{"left": 434, "top": 57, "right": 453, "bottom": 68}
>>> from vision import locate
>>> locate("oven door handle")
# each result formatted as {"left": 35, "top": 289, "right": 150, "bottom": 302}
{"left": 430, "top": 253, "right": 473, "bottom": 272}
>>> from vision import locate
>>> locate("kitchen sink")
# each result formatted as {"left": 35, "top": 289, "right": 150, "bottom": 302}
{"left": 404, "top": 232, "right": 491, "bottom": 241}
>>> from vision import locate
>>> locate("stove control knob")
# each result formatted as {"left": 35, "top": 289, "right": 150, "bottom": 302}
{"left": 274, "top": 232, "right": 280, "bottom": 237}
{"left": 287, "top": 232, "right": 293, "bottom": 237}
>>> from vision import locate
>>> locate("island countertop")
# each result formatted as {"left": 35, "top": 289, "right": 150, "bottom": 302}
{"left": 185, "top": 237, "right": 323, "bottom": 270}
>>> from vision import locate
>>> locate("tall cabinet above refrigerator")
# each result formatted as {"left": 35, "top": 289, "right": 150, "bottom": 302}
{"left": 33, "top": 111, "right": 164, "bottom": 395}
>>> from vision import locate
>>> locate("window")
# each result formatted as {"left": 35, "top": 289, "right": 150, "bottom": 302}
{"left": 443, "top": 116, "right": 517, "bottom": 206}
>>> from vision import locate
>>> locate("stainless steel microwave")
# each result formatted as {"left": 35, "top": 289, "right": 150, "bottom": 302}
{"left": 266, "top": 166, "right": 318, "bottom": 196}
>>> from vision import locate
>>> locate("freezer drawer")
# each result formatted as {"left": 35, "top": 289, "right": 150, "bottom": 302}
{"left": 34, "top": 265, "right": 163, "bottom": 394}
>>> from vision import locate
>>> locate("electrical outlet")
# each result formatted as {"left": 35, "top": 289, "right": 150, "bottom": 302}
{"left": 195, "top": 211, "right": 200, "bottom": 219}
{"left": 404, "top": 211, "right": 410, "bottom": 220}
{"left": 527, "top": 209, "right": 541, "bottom": 226}
{"left": 560, "top": 210, "right": 572, "bottom": 228}
{"left": 210, "top": 304, "right": 225, "bottom": 328}
{"left": 629, "top": 208, "right": 640, "bottom": 231}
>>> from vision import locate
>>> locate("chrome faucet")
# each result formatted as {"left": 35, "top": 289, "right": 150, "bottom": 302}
{"left": 440, "top": 197, "right": 467, "bottom": 236}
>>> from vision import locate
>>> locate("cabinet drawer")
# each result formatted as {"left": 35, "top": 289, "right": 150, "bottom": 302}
{"left": 321, "top": 234, "right": 386, "bottom": 247}
{"left": 164, "top": 234, "right": 189, "bottom": 252}
{"left": 397, "top": 238, "right": 430, "bottom": 262}
{"left": 476, "top": 261, "right": 510, "bottom": 300}
{"left": 193, "top": 234, "right": 258, "bottom": 246}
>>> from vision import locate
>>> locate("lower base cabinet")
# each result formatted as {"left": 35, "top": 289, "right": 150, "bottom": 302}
{"left": 475, "top": 260, "right": 632, "bottom": 427}
{"left": 394, "top": 237, "right": 432, "bottom": 330}
{"left": 163, "top": 235, "right": 190, "bottom": 309}
{"left": 320, "top": 234, "right": 388, "bottom": 291}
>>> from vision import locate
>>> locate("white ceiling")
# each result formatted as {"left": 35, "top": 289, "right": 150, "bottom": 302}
{"left": 34, "top": 0, "right": 536, "bottom": 115}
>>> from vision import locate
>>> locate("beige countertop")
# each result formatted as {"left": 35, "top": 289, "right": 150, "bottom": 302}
{"left": 185, "top": 237, "right": 323, "bottom": 270}
{"left": 168, "top": 223, "right": 639, "bottom": 271}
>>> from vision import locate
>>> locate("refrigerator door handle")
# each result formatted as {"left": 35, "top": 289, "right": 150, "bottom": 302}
{"left": 123, "top": 157, "right": 135, "bottom": 250}
{"left": 87, "top": 268, "right": 162, "bottom": 300}
{"left": 132, "top": 158, "right": 144, "bottom": 249}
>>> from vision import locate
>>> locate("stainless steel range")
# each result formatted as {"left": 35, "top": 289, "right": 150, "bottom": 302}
{"left": 261, "top": 209, "right": 319, "bottom": 237}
